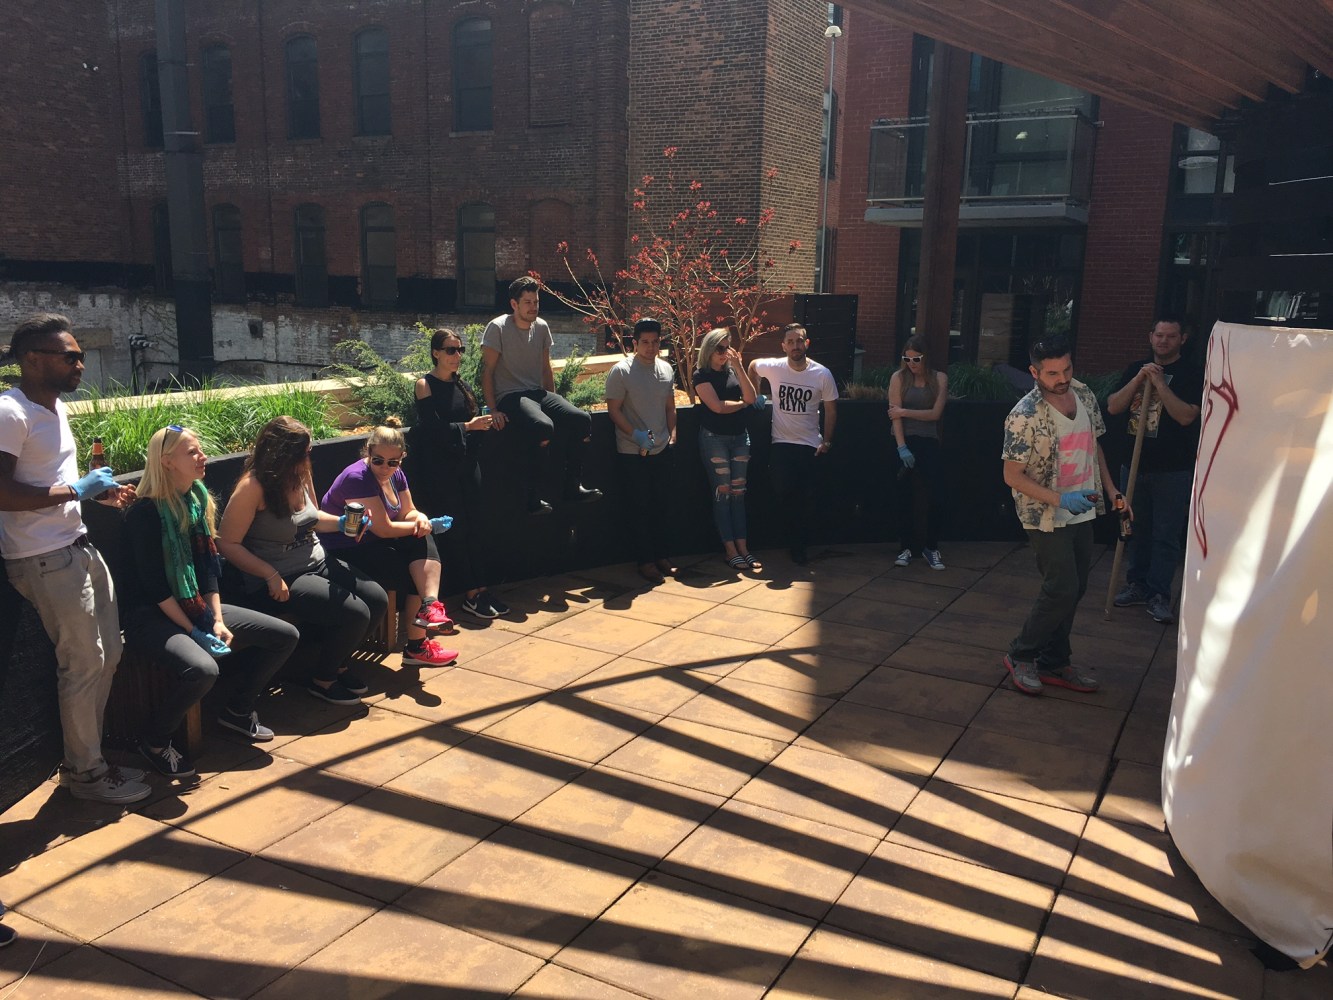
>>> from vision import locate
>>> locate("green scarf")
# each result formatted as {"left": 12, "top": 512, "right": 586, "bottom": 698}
{"left": 155, "top": 483, "right": 221, "bottom": 629}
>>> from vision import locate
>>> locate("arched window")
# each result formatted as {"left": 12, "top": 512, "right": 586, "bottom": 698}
{"left": 458, "top": 203, "right": 496, "bottom": 308}
{"left": 453, "top": 19, "right": 492, "bottom": 132}
{"left": 529, "top": 4, "right": 571, "bottom": 127}
{"left": 140, "top": 51, "right": 163, "bottom": 147}
{"left": 294, "top": 204, "right": 328, "bottom": 306}
{"left": 285, "top": 36, "right": 321, "bottom": 139}
{"left": 202, "top": 44, "right": 235, "bottom": 143}
{"left": 213, "top": 204, "right": 244, "bottom": 302}
{"left": 361, "top": 203, "right": 397, "bottom": 309}
{"left": 354, "top": 27, "right": 391, "bottom": 135}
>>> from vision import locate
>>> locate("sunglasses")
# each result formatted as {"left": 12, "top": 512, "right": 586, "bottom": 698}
{"left": 902, "top": 355, "right": 924, "bottom": 363}
{"left": 439, "top": 345, "right": 465, "bottom": 356}
{"left": 166, "top": 424, "right": 184, "bottom": 433}
{"left": 30, "top": 349, "right": 86, "bottom": 365}
{"left": 369, "top": 456, "right": 402, "bottom": 467}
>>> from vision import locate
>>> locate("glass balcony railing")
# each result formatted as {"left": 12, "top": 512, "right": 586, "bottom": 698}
{"left": 868, "top": 109, "right": 1097, "bottom": 214}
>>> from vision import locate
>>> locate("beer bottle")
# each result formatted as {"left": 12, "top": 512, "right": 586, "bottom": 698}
{"left": 1114, "top": 494, "right": 1133, "bottom": 541}
{"left": 89, "top": 436, "right": 110, "bottom": 500}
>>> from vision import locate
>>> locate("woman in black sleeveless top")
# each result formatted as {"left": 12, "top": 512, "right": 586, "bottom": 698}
{"left": 413, "top": 327, "right": 510, "bottom": 620}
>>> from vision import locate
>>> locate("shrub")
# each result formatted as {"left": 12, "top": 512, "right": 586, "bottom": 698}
{"left": 329, "top": 323, "right": 486, "bottom": 426}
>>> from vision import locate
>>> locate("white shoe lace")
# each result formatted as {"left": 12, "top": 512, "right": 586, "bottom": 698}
{"left": 160, "top": 744, "right": 185, "bottom": 771}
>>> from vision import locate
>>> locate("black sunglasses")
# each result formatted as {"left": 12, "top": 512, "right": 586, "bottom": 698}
{"left": 440, "top": 345, "right": 466, "bottom": 356}
{"left": 369, "top": 456, "right": 402, "bottom": 467}
{"left": 902, "top": 355, "right": 924, "bottom": 363}
{"left": 29, "top": 349, "right": 86, "bottom": 365}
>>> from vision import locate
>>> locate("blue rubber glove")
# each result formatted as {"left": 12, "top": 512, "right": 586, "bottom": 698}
{"left": 190, "top": 627, "right": 232, "bottom": 658}
{"left": 1059, "top": 491, "right": 1097, "bottom": 514}
{"left": 630, "top": 429, "right": 653, "bottom": 451}
{"left": 429, "top": 515, "right": 454, "bottom": 534}
{"left": 752, "top": 393, "right": 768, "bottom": 410}
{"left": 897, "top": 445, "right": 915, "bottom": 469}
{"left": 337, "top": 513, "right": 370, "bottom": 540}
{"left": 71, "top": 467, "right": 117, "bottom": 500}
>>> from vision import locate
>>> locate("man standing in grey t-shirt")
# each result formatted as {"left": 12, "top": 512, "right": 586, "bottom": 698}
{"left": 482, "top": 276, "right": 603, "bottom": 515}
{"left": 605, "top": 318, "right": 677, "bottom": 584}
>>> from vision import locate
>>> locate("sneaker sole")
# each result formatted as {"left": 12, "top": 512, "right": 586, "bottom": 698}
{"left": 1148, "top": 609, "right": 1175, "bottom": 624}
{"left": 401, "top": 653, "right": 459, "bottom": 666}
{"left": 307, "top": 687, "right": 363, "bottom": 706}
{"left": 67, "top": 782, "right": 152, "bottom": 804}
{"left": 140, "top": 758, "right": 197, "bottom": 779}
{"left": 463, "top": 607, "right": 500, "bottom": 620}
{"left": 1002, "top": 655, "right": 1044, "bottom": 696}
{"left": 1038, "top": 674, "right": 1099, "bottom": 693}
{"left": 1113, "top": 595, "right": 1148, "bottom": 607}
{"left": 216, "top": 717, "right": 275, "bottom": 742}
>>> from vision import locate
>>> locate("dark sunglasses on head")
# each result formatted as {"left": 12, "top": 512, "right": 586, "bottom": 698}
{"left": 369, "top": 456, "right": 402, "bottom": 467}
{"left": 440, "top": 345, "right": 465, "bottom": 356}
{"left": 30, "top": 349, "right": 86, "bottom": 365}
{"left": 902, "top": 355, "right": 924, "bottom": 363}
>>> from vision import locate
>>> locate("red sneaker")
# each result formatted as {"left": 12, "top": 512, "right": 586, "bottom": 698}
{"left": 414, "top": 600, "right": 455, "bottom": 631}
{"left": 401, "top": 639, "right": 459, "bottom": 666}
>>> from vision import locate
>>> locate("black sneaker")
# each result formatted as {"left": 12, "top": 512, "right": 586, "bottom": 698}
{"left": 0, "top": 923, "right": 15, "bottom": 948}
{"left": 139, "top": 740, "right": 196, "bottom": 778}
{"left": 307, "top": 679, "right": 363, "bottom": 705}
{"left": 337, "top": 671, "right": 369, "bottom": 695}
{"left": 462, "top": 593, "right": 500, "bottom": 620}
{"left": 483, "top": 590, "right": 510, "bottom": 616}
{"left": 217, "top": 708, "right": 275, "bottom": 742}
{"left": 527, "top": 497, "right": 554, "bottom": 516}
{"left": 563, "top": 485, "right": 603, "bottom": 504}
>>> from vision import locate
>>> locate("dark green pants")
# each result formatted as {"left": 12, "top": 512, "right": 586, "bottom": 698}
{"left": 1010, "top": 520, "right": 1094, "bottom": 669}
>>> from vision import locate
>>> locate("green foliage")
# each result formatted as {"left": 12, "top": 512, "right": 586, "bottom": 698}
{"left": 68, "top": 379, "right": 336, "bottom": 474}
{"left": 329, "top": 323, "right": 486, "bottom": 426}
{"left": 945, "top": 363, "right": 1022, "bottom": 402}
{"left": 1079, "top": 371, "right": 1122, "bottom": 407}
{"left": 551, "top": 348, "right": 608, "bottom": 411}
{"left": 0, "top": 362, "right": 19, "bottom": 389}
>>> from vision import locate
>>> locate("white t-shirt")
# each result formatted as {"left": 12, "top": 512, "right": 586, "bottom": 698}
{"left": 1051, "top": 394, "right": 1097, "bottom": 528}
{"left": 751, "top": 357, "right": 839, "bottom": 448}
{"left": 0, "top": 388, "right": 86, "bottom": 559}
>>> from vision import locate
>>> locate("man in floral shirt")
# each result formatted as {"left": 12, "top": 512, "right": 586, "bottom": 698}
{"left": 1000, "top": 335, "right": 1126, "bottom": 696}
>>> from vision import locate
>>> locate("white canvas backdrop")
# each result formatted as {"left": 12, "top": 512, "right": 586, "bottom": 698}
{"left": 1163, "top": 322, "right": 1333, "bottom": 966}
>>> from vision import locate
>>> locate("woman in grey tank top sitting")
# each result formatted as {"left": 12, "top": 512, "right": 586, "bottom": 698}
{"left": 217, "top": 416, "right": 388, "bottom": 705}
{"left": 887, "top": 335, "right": 949, "bottom": 571}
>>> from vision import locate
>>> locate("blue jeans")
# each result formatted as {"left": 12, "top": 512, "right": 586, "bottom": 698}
{"left": 699, "top": 428, "right": 750, "bottom": 543}
{"left": 1121, "top": 467, "right": 1193, "bottom": 598}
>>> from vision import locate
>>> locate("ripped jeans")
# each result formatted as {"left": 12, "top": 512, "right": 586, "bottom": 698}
{"left": 699, "top": 427, "right": 750, "bottom": 543}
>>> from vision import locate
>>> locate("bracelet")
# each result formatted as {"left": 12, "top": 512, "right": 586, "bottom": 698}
{"left": 265, "top": 572, "right": 280, "bottom": 583}
{"left": 67, "top": 485, "right": 78, "bottom": 501}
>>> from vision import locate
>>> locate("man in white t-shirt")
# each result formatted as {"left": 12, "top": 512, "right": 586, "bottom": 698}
{"left": 0, "top": 313, "right": 149, "bottom": 804}
{"left": 748, "top": 323, "right": 838, "bottom": 564}
{"left": 1000, "top": 334, "right": 1128, "bottom": 697}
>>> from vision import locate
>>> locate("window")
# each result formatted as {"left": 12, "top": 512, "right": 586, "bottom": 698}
{"left": 458, "top": 203, "right": 496, "bottom": 308}
{"left": 140, "top": 51, "right": 163, "bottom": 147}
{"left": 354, "top": 28, "right": 391, "bottom": 135}
{"left": 213, "top": 204, "right": 244, "bottom": 302}
{"left": 529, "top": 5, "right": 570, "bottom": 127}
{"left": 361, "top": 203, "right": 397, "bottom": 308}
{"left": 152, "top": 201, "right": 172, "bottom": 293}
{"left": 294, "top": 204, "right": 328, "bottom": 306}
{"left": 285, "top": 36, "right": 321, "bottom": 140}
{"left": 454, "top": 18, "right": 493, "bottom": 132}
{"left": 201, "top": 44, "right": 235, "bottom": 143}
{"left": 1174, "top": 127, "right": 1234, "bottom": 197}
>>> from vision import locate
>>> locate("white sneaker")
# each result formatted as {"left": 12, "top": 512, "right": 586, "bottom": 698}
{"left": 923, "top": 549, "right": 946, "bottom": 571}
{"left": 66, "top": 769, "right": 151, "bottom": 805}
{"left": 894, "top": 548, "right": 912, "bottom": 567}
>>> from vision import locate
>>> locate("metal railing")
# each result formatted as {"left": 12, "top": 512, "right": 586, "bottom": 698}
{"left": 868, "top": 109, "right": 1096, "bottom": 207}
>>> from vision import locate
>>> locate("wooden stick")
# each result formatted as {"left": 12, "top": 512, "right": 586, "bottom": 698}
{"left": 1104, "top": 380, "right": 1154, "bottom": 618}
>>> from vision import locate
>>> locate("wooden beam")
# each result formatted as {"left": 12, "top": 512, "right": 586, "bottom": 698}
{"left": 917, "top": 42, "right": 970, "bottom": 367}
{"left": 1208, "top": 0, "right": 1333, "bottom": 79}
{"left": 1147, "top": 0, "right": 1308, "bottom": 93}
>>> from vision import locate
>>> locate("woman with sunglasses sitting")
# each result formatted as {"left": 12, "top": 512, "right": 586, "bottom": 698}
{"left": 887, "top": 335, "right": 950, "bottom": 571}
{"left": 319, "top": 417, "right": 460, "bottom": 667}
{"left": 122, "top": 425, "right": 300, "bottom": 777}
{"left": 412, "top": 327, "right": 510, "bottom": 621}
{"left": 217, "top": 416, "right": 388, "bottom": 705}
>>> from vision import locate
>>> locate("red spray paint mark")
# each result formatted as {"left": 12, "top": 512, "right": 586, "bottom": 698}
{"left": 1193, "top": 331, "right": 1239, "bottom": 558}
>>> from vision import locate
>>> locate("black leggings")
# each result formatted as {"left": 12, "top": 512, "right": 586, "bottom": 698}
{"left": 333, "top": 533, "right": 439, "bottom": 596}
{"left": 896, "top": 435, "right": 944, "bottom": 552}
{"left": 498, "top": 389, "right": 592, "bottom": 496}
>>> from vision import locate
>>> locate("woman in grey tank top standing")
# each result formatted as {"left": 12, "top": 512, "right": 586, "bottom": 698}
{"left": 888, "top": 335, "right": 949, "bottom": 570}
{"left": 218, "top": 416, "right": 388, "bottom": 705}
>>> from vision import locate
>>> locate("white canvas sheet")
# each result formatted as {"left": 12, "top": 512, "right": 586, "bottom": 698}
{"left": 1163, "top": 322, "right": 1333, "bottom": 966}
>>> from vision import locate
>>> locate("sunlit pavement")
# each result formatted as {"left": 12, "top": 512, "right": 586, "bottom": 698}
{"left": 1, "top": 541, "right": 1327, "bottom": 998}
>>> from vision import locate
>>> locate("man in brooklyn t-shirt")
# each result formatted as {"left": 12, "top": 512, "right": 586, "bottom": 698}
{"left": 748, "top": 323, "right": 838, "bottom": 564}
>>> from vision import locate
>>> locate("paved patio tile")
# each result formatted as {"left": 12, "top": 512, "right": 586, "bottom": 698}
{"left": 733, "top": 744, "right": 922, "bottom": 839}
{"left": 1261, "top": 962, "right": 1333, "bottom": 1000}
{"left": 557, "top": 871, "right": 814, "bottom": 1000}
{"left": 795, "top": 701, "right": 964, "bottom": 777}
{"left": 398, "top": 826, "right": 643, "bottom": 960}
{"left": 278, "top": 706, "right": 465, "bottom": 785}
{"left": 1025, "top": 889, "right": 1264, "bottom": 1000}
{"left": 846, "top": 575, "right": 965, "bottom": 610}
{"left": 879, "top": 558, "right": 987, "bottom": 588}
{"left": 2, "top": 945, "right": 195, "bottom": 998}
{"left": 772, "top": 619, "right": 911, "bottom": 664}
{"left": 492, "top": 575, "right": 622, "bottom": 631}
{"left": 1097, "top": 760, "right": 1166, "bottom": 831}
{"left": 98, "top": 855, "right": 378, "bottom": 998}
{"left": 0, "top": 812, "right": 241, "bottom": 941}
{"left": 969, "top": 688, "right": 1127, "bottom": 756}
{"left": 596, "top": 587, "right": 718, "bottom": 626}
{"left": 0, "top": 906, "right": 78, "bottom": 987}
{"left": 247, "top": 681, "right": 370, "bottom": 749}
{"left": 599, "top": 716, "right": 786, "bottom": 798}
{"left": 725, "top": 580, "right": 846, "bottom": 618}
{"left": 567, "top": 656, "right": 717, "bottom": 715}
{"left": 935, "top": 728, "right": 1110, "bottom": 814}
{"left": 882, "top": 635, "right": 1009, "bottom": 685}
{"left": 661, "top": 799, "right": 880, "bottom": 919}
{"left": 612, "top": 627, "right": 767, "bottom": 675}
{"left": 727, "top": 647, "right": 875, "bottom": 698}
{"left": 460, "top": 634, "right": 619, "bottom": 689}
{"left": 513, "top": 964, "right": 650, "bottom": 998}
{"left": 669, "top": 676, "right": 835, "bottom": 742}
{"left": 817, "top": 594, "right": 941, "bottom": 634}
{"left": 254, "top": 906, "right": 545, "bottom": 998}
{"left": 624, "top": 561, "right": 765, "bottom": 604}
{"left": 533, "top": 609, "right": 672, "bottom": 655}
{"left": 917, "top": 610, "right": 1016, "bottom": 652}
{"left": 827, "top": 839, "right": 1055, "bottom": 982}
{"left": 887, "top": 779, "right": 1086, "bottom": 886}
{"left": 766, "top": 925, "right": 1017, "bottom": 999}
{"left": 388, "top": 666, "right": 547, "bottom": 731}
{"left": 842, "top": 664, "right": 994, "bottom": 727}
{"left": 946, "top": 589, "right": 1029, "bottom": 621}
{"left": 1115, "top": 715, "right": 1167, "bottom": 766}
{"left": 679, "top": 602, "right": 810, "bottom": 645}
{"left": 385, "top": 737, "right": 585, "bottom": 822}
{"left": 260, "top": 787, "right": 500, "bottom": 903}
{"left": 481, "top": 693, "right": 659, "bottom": 764}
{"left": 140, "top": 755, "right": 371, "bottom": 853}
{"left": 516, "top": 767, "right": 724, "bottom": 866}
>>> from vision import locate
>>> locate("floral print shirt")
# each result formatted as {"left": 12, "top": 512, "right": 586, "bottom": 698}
{"left": 1002, "top": 380, "right": 1107, "bottom": 532}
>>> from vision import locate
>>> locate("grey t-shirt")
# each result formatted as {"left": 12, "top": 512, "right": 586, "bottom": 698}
{"left": 604, "top": 356, "right": 674, "bottom": 455}
{"left": 481, "top": 314, "right": 554, "bottom": 400}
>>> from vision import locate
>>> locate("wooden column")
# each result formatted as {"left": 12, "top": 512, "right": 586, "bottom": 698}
{"left": 917, "top": 41, "right": 971, "bottom": 364}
